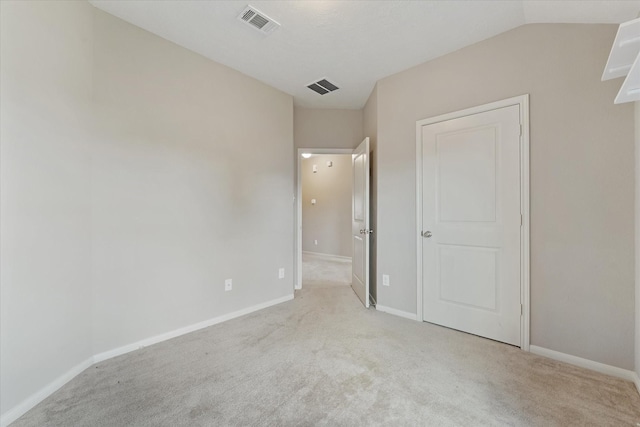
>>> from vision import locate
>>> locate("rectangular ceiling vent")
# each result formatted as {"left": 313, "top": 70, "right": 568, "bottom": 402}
{"left": 307, "top": 78, "right": 340, "bottom": 95}
{"left": 238, "top": 5, "right": 280, "bottom": 35}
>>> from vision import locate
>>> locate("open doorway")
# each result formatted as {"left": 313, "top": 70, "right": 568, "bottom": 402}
{"left": 296, "top": 149, "right": 353, "bottom": 292}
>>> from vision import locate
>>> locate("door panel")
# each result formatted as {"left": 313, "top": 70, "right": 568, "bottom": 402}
{"left": 437, "top": 128, "right": 497, "bottom": 222}
{"left": 438, "top": 245, "right": 498, "bottom": 311}
{"left": 352, "top": 138, "right": 370, "bottom": 308}
{"left": 422, "top": 105, "right": 520, "bottom": 346}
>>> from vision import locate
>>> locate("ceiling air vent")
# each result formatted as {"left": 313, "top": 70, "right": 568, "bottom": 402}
{"left": 307, "top": 78, "right": 340, "bottom": 95}
{"left": 238, "top": 5, "right": 280, "bottom": 35}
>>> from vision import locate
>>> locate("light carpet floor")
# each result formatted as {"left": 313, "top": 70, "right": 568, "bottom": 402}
{"left": 12, "top": 253, "right": 640, "bottom": 426}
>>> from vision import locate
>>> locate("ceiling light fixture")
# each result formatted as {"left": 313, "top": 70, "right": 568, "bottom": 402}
{"left": 301, "top": 153, "right": 312, "bottom": 158}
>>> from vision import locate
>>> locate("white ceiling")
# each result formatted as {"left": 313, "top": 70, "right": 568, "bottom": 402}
{"left": 89, "top": 1, "right": 640, "bottom": 109}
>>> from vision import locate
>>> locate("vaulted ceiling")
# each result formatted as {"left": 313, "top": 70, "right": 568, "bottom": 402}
{"left": 90, "top": 1, "right": 640, "bottom": 109}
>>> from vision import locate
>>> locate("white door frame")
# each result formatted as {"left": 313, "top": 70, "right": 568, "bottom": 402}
{"left": 415, "top": 94, "right": 530, "bottom": 351}
{"left": 295, "top": 148, "right": 353, "bottom": 290}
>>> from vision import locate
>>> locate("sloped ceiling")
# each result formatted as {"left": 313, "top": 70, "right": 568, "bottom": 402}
{"left": 90, "top": 1, "right": 640, "bottom": 109}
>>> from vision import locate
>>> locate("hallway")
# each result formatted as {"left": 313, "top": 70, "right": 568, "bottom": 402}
{"left": 302, "top": 252, "right": 352, "bottom": 289}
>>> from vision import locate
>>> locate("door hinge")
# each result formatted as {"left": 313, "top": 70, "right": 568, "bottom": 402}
{"left": 520, "top": 214, "right": 523, "bottom": 226}
{"left": 520, "top": 304, "right": 523, "bottom": 316}
{"left": 520, "top": 124, "right": 523, "bottom": 137}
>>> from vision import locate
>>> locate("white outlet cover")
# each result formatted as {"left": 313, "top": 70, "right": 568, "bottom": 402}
{"left": 225, "top": 279, "right": 232, "bottom": 291}
{"left": 382, "top": 274, "right": 390, "bottom": 286}
{"left": 278, "top": 268, "right": 285, "bottom": 279}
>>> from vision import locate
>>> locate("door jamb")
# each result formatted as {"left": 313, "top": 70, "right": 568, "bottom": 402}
{"left": 415, "top": 94, "right": 530, "bottom": 351}
{"left": 295, "top": 148, "right": 353, "bottom": 290}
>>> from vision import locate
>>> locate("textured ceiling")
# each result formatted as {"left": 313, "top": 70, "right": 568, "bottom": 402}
{"left": 89, "top": 1, "right": 640, "bottom": 109}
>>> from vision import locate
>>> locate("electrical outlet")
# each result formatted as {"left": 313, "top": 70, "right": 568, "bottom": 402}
{"left": 225, "top": 279, "right": 232, "bottom": 291}
{"left": 314, "top": 239, "right": 318, "bottom": 245}
{"left": 278, "top": 268, "right": 285, "bottom": 279}
{"left": 382, "top": 274, "right": 390, "bottom": 287}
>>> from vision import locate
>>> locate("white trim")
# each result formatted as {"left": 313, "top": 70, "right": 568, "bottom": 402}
{"left": 295, "top": 148, "right": 353, "bottom": 290}
{"left": 416, "top": 120, "right": 423, "bottom": 322}
{"left": 519, "top": 95, "right": 531, "bottom": 352}
{"left": 1, "top": 357, "right": 94, "bottom": 427}
{"left": 634, "top": 372, "right": 640, "bottom": 395}
{"left": 635, "top": 101, "right": 640, "bottom": 400}
{"left": 0, "top": 294, "right": 293, "bottom": 426}
{"left": 529, "top": 345, "right": 638, "bottom": 384}
{"left": 376, "top": 304, "right": 418, "bottom": 321}
{"left": 302, "top": 251, "right": 352, "bottom": 262}
{"left": 415, "top": 94, "right": 531, "bottom": 351}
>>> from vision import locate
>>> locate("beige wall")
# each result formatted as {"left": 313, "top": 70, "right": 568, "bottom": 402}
{"left": 0, "top": 0, "right": 94, "bottom": 416}
{"left": 363, "top": 86, "right": 378, "bottom": 303}
{"left": 1, "top": 1, "right": 294, "bottom": 420}
{"left": 301, "top": 155, "right": 352, "bottom": 257}
{"left": 375, "top": 24, "right": 635, "bottom": 369}
{"left": 294, "top": 108, "right": 363, "bottom": 150}
{"left": 91, "top": 9, "right": 294, "bottom": 354}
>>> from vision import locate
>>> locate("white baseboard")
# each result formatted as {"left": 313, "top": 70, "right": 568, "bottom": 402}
{"left": 302, "top": 251, "right": 352, "bottom": 262}
{"left": 1, "top": 294, "right": 294, "bottom": 427}
{"left": 529, "top": 345, "right": 637, "bottom": 386}
{"left": 633, "top": 372, "right": 640, "bottom": 395}
{"left": 375, "top": 304, "right": 418, "bottom": 321}
{"left": 93, "top": 294, "right": 294, "bottom": 362}
{"left": 1, "top": 357, "right": 94, "bottom": 427}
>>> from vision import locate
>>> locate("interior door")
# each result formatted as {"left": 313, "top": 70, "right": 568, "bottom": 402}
{"left": 421, "top": 105, "right": 521, "bottom": 345}
{"left": 352, "top": 137, "right": 370, "bottom": 308}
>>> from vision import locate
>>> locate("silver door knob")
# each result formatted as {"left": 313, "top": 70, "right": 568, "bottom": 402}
{"left": 422, "top": 231, "right": 432, "bottom": 238}
{"left": 360, "top": 229, "right": 365, "bottom": 234}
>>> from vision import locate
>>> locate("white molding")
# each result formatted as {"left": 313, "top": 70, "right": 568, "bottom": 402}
{"left": 519, "top": 94, "right": 531, "bottom": 352}
{"left": 295, "top": 147, "right": 354, "bottom": 290}
{"left": 1, "top": 294, "right": 294, "bottom": 426}
{"left": 415, "top": 118, "right": 423, "bottom": 322}
{"left": 635, "top": 101, "right": 640, "bottom": 401}
{"left": 302, "top": 251, "right": 352, "bottom": 262}
{"left": 1, "top": 357, "right": 94, "bottom": 427}
{"left": 529, "top": 345, "right": 637, "bottom": 384}
{"left": 633, "top": 372, "right": 640, "bottom": 395}
{"left": 94, "top": 294, "right": 293, "bottom": 362}
{"left": 296, "top": 150, "right": 302, "bottom": 290}
{"left": 376, "top": 304, "right": 418, "bottom": 321}
{"left": 415, "top": 94, "right": 531, "bottom": 351}
{"left": 416, "top": 95, "right": 529, "bottom": 126}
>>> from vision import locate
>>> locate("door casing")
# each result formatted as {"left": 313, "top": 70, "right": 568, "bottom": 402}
{"left": 295, "top": 148, "right": 353, "bottom": 290}
{"left": 415, "top": 94, "right": 530, "bottom": 351}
